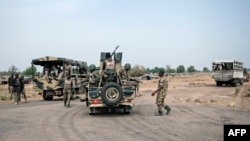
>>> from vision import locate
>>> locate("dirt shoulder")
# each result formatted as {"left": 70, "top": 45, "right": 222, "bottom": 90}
{"left": 139, "top": 72, "right": 250, "bottom": 111}
{"left": 1, "top": 72, "right": 250, "bottom": 111}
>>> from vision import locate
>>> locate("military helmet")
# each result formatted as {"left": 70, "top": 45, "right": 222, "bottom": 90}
{"left": 89, "top": 64, "right": 96, "bottom": 72}
{"left": 124, "top": 63, "right": 131, "bottom": 70}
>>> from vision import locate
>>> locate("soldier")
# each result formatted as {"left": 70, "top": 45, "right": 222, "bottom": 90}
{"left": 63, "top": 72, "right": 73, "bottom": 108}
{"left": 12, "top": 73, "right": 22, "bottom": 105}
{"left": 79, "top": 64, "right": 100, "bottom": 102}
{"left": 8, "top": 73, "right": 14, "bottom": 100}
{"left": 119, "top": 63, "right": 141, "bottom": 97}
{"left": 103, "top": 53, "right": 115, "bottom": 70}
{"left": 119, "top": 63, "right": 131, "bottom": 81}
{"left": 20, "top": 75, "right": 27, "bottom": 102}
{"left": 64, "top": 63, "right": 72, "bottom": 76}
{"left": 151, "top": 69, "right": 171, "bottom": 116}
{"left": 88, "top": 64, "right": 100, "bottom": 86}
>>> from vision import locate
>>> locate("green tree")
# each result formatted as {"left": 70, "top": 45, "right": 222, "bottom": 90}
{"left": 22, "top": 66, "right": 37, "bottom": 76}
{"left": 130, "top": 65, "right": 145, "bottom": 77}
{"left": 150, "top": 67, "right": 166, "bottom": 73}
{"left": 187, "top": 65, "right": 196, "bottom": 73}
{"left": 169, "top": 68, "right": 176, "bottom": 73}
{"left": 203, "top": 67, "right": 209, "bottom": 72}
{"left": 176, "top": 65, "right": 185, "bottom": 73}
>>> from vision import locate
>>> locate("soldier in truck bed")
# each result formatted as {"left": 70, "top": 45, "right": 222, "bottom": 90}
{"left": 119, "top": 63, "right": 141, "bottom": 97}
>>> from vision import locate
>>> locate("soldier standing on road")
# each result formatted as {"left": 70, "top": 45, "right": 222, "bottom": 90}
{"left": 20, "top": 75, "right": 27, "bottom": 102}
{"left": 12, "top": 73, "right": 22, "bottom": 105}
{"left": 63, "top": 72, "right": 73, "bottom": 108}
{"left": 8, "top": 73, "right": 14, "bottom": 100}
{"left": 151, "top": 69, "right": 171, "bottom": 116}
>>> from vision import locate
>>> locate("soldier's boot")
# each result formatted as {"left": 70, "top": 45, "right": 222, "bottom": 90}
{"left": 64, "top": 100, "right": 66, "bottom": 107}
{"left": 10, "top": 94, "right": 12, "bottom": 101}
{"left": 164, "top": 105, "right": 171, "bottom": 115}
{"left": 158, "top": 110, "right": 163, "bottom": 116}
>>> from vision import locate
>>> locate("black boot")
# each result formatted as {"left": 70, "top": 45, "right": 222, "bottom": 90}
{"left": 158, "top": 110, "right": 163, "bottom": 116}
{"left": 164, "top": 105, "right": 171, "bottom": 115}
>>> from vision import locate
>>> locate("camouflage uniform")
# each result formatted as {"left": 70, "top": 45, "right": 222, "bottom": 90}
{"left": 63, "top": 76, "right": 73, "bottom": 107}
{"left": 64, "top": 63, "right": 72, "bottom": 75}
{"left": 8, "top": 74, "right": 14, "bottom": 100}
{"left": 156, "top": 76, "right": 170, "bottom": 113}
{"left": 120, "top": 69, "right": 130, "bottom": 81}
{"left": 120, "top": 63, "right": 140, "bottom": 97}
{"left": 89, "top": 70, "right": 100, "bottom": 87}
{"left": 12, "top": 74, "right": 21, "bottom": 105}
{"left": 20, "top": 76, "right": 27, "bottom": 102}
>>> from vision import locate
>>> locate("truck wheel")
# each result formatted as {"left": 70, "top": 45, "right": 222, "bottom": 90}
{"left": 216, "top": 81, "right": 222, "bottom": 87}
{"left": 101, "top": 82, "right": 123, "bottom": 106}
{"left": 43, "top": 90, "right": 53, "bottom": 101}
{"left": 239, "top": 80, "right": 243, "bottom": 85}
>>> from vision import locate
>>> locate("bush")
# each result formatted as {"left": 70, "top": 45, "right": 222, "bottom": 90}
{"left": 235, "top": 88, "right": 240, "bottom": 95}
{"left": 245, "top": 92, "right": 250, "bottom": 97}
{"left": 0, "top": 95, "right": 7, "bottom": 101}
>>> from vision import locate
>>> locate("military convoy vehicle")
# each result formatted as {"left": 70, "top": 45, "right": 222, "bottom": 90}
{"left": 211, "top": 60, "right": 244, "bottom": 86}
{"left": 31, "top": 56, "right": 88, "bottom": 100}
{"left": 86, "top": 46, "right": 137, "bottom": 114}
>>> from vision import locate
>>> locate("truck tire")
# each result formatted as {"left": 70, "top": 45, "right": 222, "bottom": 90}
{"left": 239, "top": 80, "right": 243, "bottom": 85}
{"left": 101, "top": 82, "right": 123, "bottom": 106}
{"left": 43, "top": 90, "right": 53, "bottom": 101}
{"left": 216, "top": 81, "right": 222, "bottom": 87}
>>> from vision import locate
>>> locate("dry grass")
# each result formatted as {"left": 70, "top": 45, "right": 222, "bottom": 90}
{"left": 235, "top": 87, "right": 240, "bottom": 95}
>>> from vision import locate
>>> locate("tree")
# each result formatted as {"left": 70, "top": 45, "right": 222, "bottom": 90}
{"left": 145, "top": 68, "right": 151, "bottom": 74}
{"left": 150, "top": 67, "right": 166, "bottom": 74}
{"left": 203, "top": 67, "right": 209, "bottom": 72}
{"left": 8, "top": 65, "right": 19, "bottom": 73}
{"left": 22, "top": 66, "right": 37, "bottom": 76}
{"left": 176, "top": 65, "right": 185, "bottom": 73}
{"left": 187, "top": 65, "right": 196, "bottom": 73}
{"left": 169, "top": 68, "right": 176, "bottom": 73}
{"left": 130, "top": 65, "right": 146, "bottom": 77}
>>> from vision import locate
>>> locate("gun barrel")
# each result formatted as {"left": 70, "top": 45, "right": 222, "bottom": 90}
{"left": 111, "top": 45, "right": 119, "bottom": 56}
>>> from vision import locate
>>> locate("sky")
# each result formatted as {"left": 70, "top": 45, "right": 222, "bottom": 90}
{"left": 0, "top": 0, "right": 249, "bottom": 72}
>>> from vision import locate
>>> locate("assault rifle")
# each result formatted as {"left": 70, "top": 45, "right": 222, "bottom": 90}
{"left": 130, "top": 78, "right": 143, "bottom": 83}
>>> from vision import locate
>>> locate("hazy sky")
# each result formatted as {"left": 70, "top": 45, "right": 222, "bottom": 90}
{"left": 0, "top": 0, "right": 249, "bottom": 72}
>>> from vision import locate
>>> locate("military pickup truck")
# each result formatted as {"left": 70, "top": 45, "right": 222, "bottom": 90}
{"left": 86, "top": 46, "right": 136, "bottom": 114}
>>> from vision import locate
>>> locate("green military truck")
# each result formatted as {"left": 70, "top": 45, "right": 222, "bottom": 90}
{"left": 31, "top": 56, "right": 88, "bottom": 101}
{"left": 86, "top": 47, "right": 137, "bottom": 114}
